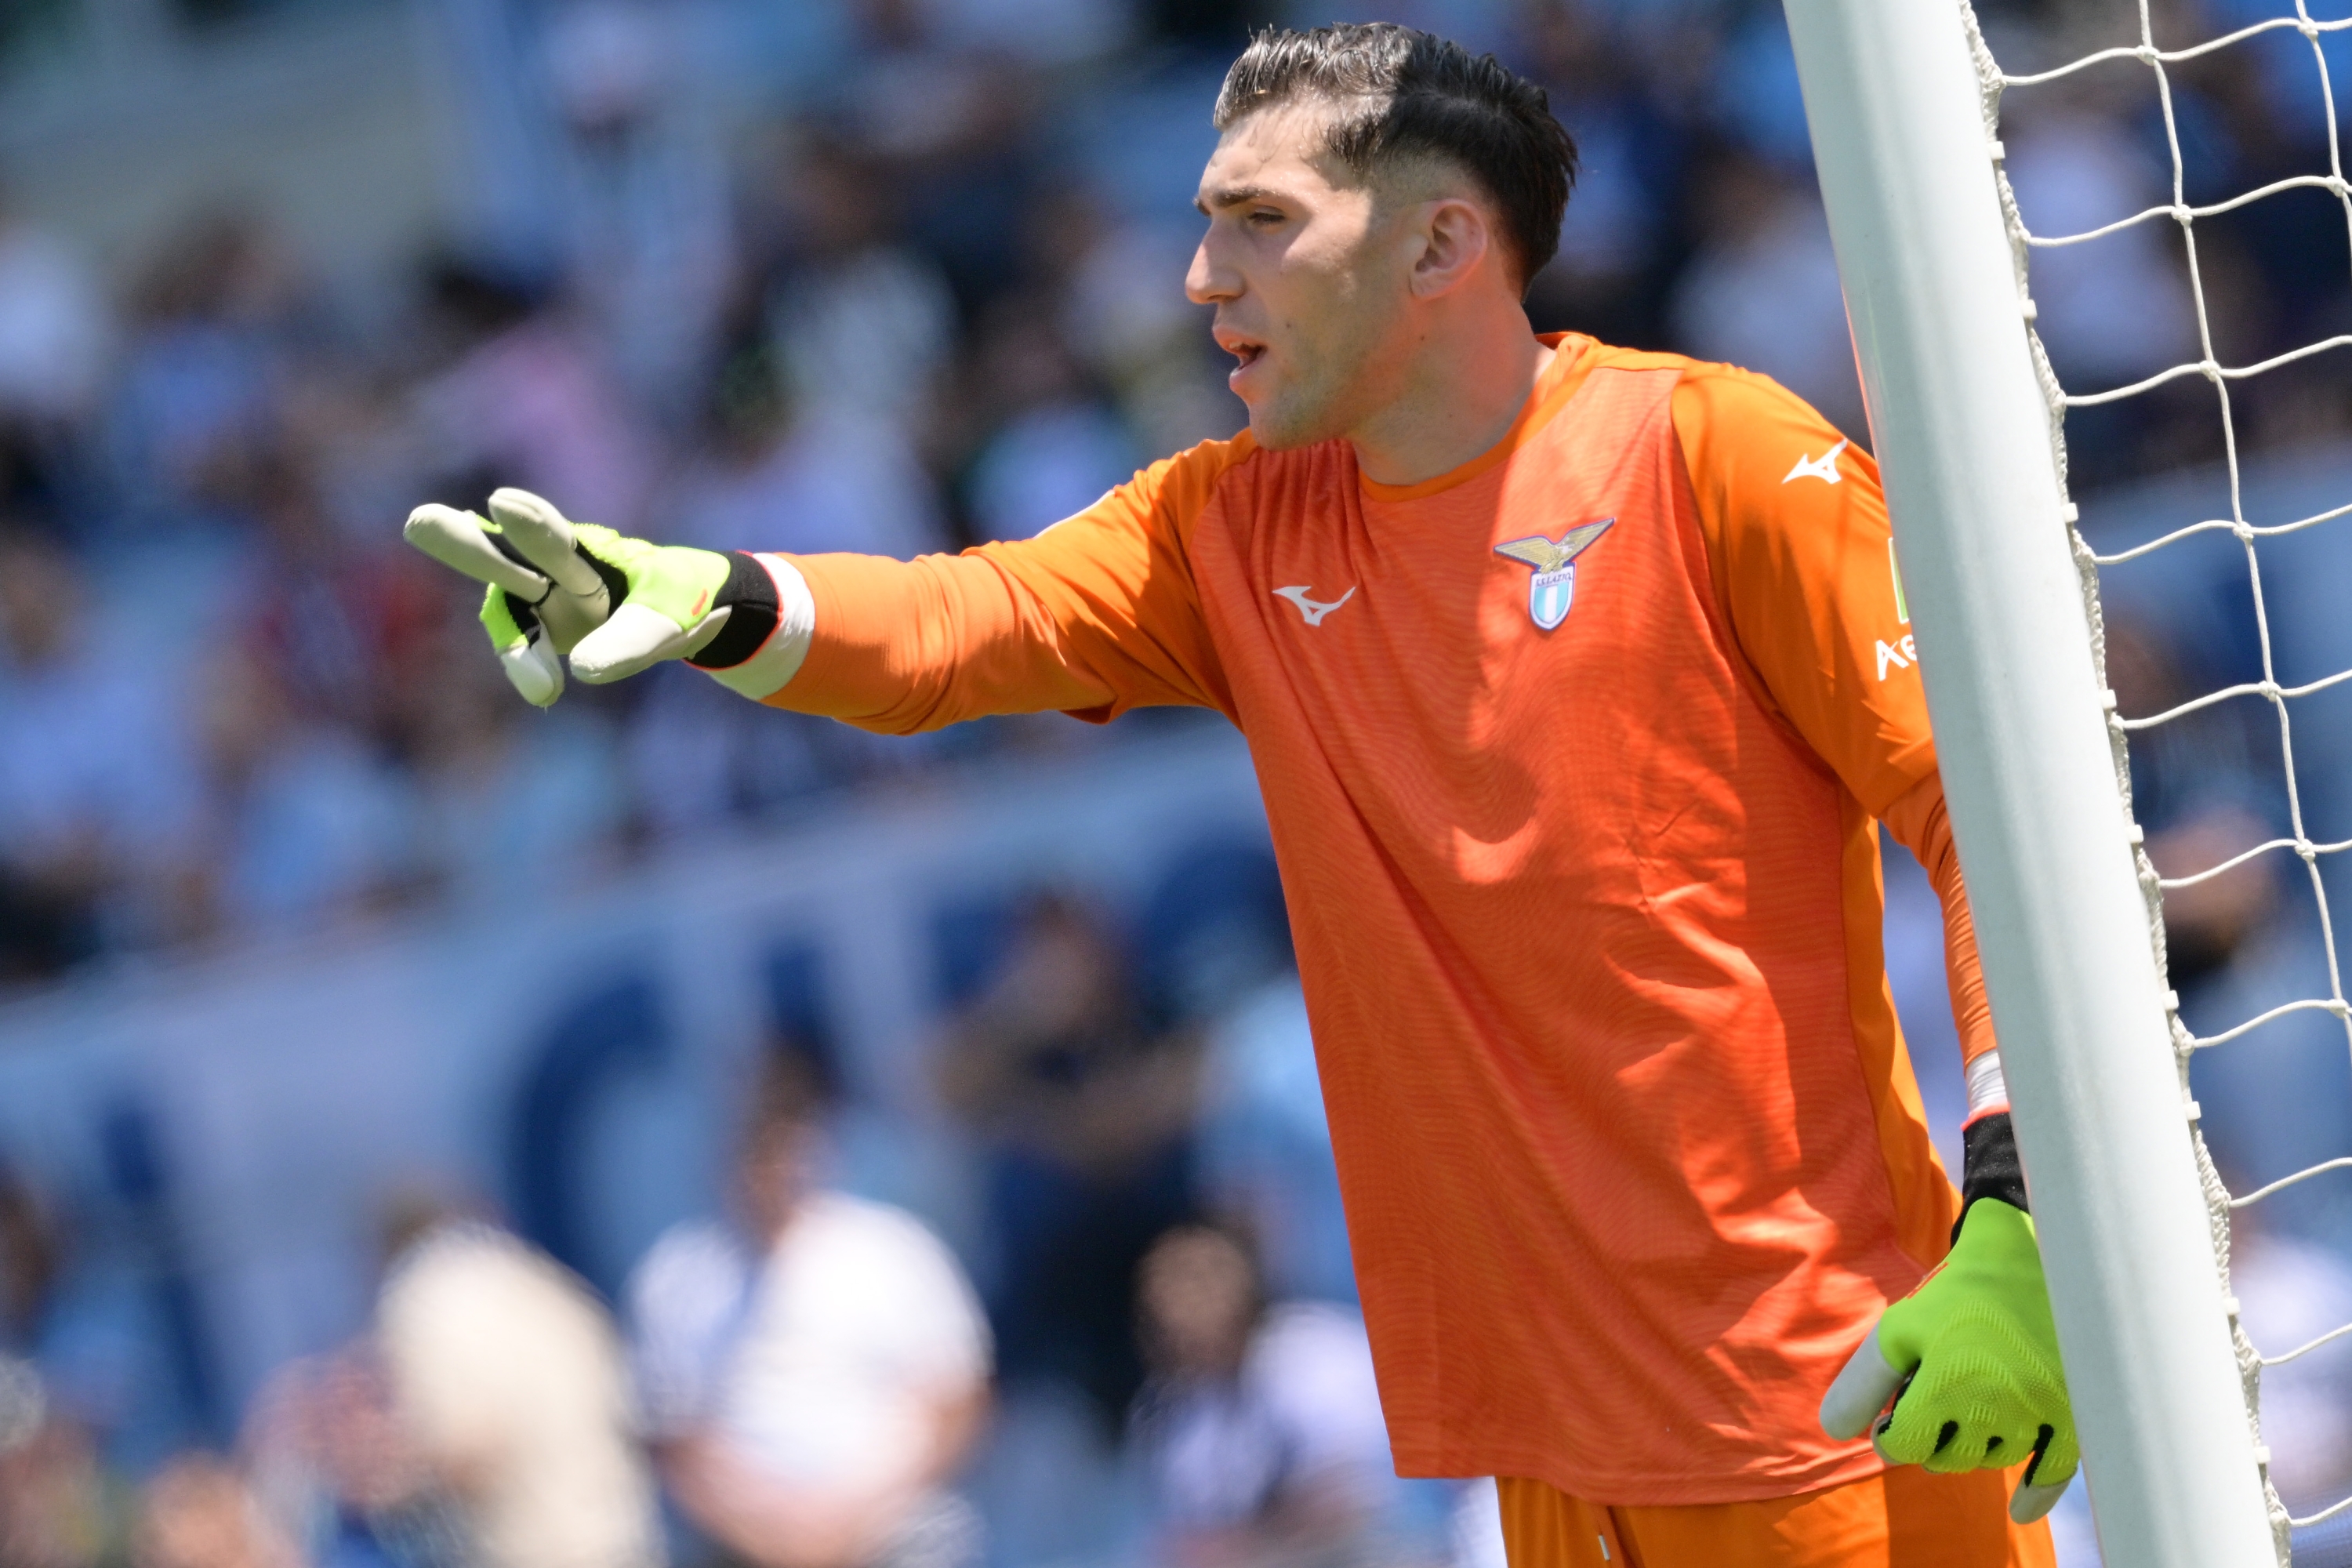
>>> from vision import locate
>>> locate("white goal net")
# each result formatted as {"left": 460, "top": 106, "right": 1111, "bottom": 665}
{"left": 1958, "top": 2, "right": 2352, "bottom": 1562}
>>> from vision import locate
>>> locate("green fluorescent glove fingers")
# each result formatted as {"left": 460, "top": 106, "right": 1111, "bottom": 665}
{"left": 408, "top": 495, "right": 611, "bottom": 706}
{"left": 478, "top": 584, "right": 563, "bottom": 707}
{"left": 405, "top": 488, "right": 777, "bottom": 703}
{"left": 563, "top": 526, "right": 735, "bottom": 684}
{"left": 406, "top": 503, "right": 550, "bottom": 601}
{"left": 490, "top": 488, "right": 608, "bottom": 605}
{"left": 1820, "top": 1199, "right": 2078, "bottom": 1525}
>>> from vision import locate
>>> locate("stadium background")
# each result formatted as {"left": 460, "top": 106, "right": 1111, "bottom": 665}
{"left": 0, "top": 0, "right": 2349, "bottom": 1562}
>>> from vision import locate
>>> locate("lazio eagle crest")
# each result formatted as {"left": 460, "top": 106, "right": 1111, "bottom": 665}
{"left": 1495, "top": 518, "right": 1614, "bottom": 630}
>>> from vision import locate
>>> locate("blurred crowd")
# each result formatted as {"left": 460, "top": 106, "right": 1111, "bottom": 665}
{"left": 3, "top": 0, "right": 2352, "bottom": 1559}
{"left": 0, "top": 849, "right": 1498, "bottom": 1566}
{"left": 3, "top": 0, "right": 2350, "bottom": 988}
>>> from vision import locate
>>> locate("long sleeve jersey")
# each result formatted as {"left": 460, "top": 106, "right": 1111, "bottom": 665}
{"left": 759, "top": 335, "right": 1995, "bottom": 1504}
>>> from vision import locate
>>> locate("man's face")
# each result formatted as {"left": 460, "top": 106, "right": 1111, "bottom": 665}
{"left": 734, "top": 1120, "right": 815, "bottom": 1242}
{"left": 1187, "top": 101, "right": 1419, "bottom": 449}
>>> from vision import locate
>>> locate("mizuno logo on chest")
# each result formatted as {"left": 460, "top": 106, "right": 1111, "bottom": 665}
{"left": 1274, "top": 585, "right": 1356, "bottom": 626}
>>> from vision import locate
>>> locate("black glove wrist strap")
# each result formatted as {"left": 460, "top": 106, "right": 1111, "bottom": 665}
{"left": 686, "top": 551, "right": 782, "bottom": 670}
{"left": 1955, "top": 1109, "right": 2030, "bottom": 1243}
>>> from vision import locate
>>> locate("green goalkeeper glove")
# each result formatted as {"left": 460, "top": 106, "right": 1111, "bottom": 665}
{"left": 1820, "top": 1116, "right": 2077, "bottom": 1525}
{"left": 403, "top": 488, "right": 808, "bottom": 706}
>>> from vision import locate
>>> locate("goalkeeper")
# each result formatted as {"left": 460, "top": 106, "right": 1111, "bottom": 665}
{"left": 408, "top": 24, "right": 2067, "bottom": 1568}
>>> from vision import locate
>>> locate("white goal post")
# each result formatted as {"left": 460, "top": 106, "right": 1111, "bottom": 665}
{"left": 1782, "top": 2, "right": 2281, "bottom": 1564}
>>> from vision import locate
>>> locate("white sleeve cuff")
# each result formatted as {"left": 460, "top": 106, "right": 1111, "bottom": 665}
{"left": 1964, "top": 1047, "right": 2010, "bottom": 1123}
{"left": 702, "top": 554, "right": 815, "bottom": 700}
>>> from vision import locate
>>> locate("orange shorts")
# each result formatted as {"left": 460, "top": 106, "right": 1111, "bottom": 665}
{"left": 1497, "top": 1465, "right": 2058, "bottom": 1568}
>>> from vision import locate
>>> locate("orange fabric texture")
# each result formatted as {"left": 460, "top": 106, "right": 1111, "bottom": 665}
{"left": 1494, "top": 1468, "right": 2056, "bottom": 1568}
{"left": 1882, "top": 775, "right": 1998, "bottom": 1069}
{"left": 774, "top": 336, "right": 1994, "bottom": 1503}
{"left": 1882, "top": 780, "right": 1994, "bottom": 1072}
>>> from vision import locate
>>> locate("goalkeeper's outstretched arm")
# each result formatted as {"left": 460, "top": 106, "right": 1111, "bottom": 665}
{"left": 404, "top": 443, "right": 1240, "bottom": 728}
{"left": 764, "top": 441, "right": 1239, "bottom": 729}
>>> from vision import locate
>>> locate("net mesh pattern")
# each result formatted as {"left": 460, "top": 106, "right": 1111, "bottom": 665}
{"left": 1954, "top": 2, "right": 2352, "bottom": 1556}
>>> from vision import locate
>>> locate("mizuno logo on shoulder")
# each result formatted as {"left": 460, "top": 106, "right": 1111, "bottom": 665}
{"left": 1784, "top": 440, "right": 1849, "bottom": 485}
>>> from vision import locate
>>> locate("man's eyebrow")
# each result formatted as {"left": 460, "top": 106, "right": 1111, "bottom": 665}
{"left": 1194, "top": 183, "right": 1277, "bottom": 216}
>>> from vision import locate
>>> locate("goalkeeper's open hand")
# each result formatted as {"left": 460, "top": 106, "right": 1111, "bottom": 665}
{"left": 403, "top": 489, "right": 798, "bottom": 707}
{"left": 1820, "top": 1194, "right": 2078, "bottom": 1525}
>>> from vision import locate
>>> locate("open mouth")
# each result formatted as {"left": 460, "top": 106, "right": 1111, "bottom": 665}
{"left": 1214, "top": 325, "right": 1267, "bottom": 375}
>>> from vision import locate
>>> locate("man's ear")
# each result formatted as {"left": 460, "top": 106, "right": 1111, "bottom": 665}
{"left": 1408, "top": 196, "right": 1494, "bottom": 299}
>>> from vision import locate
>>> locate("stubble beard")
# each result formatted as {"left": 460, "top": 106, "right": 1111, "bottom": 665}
{"left": 1243, "top": 329, "right": 1381, "bottom": 452}
{"left": 1244, "top": 268, "right": 1403, "bottom": 453}
{"left": 1247, "top": 382, "right": 1338, "bottom": 451}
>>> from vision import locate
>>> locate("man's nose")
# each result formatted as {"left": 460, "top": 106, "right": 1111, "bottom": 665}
{"left": 1186, "top": 237, "right": 1237, "bottom": 306}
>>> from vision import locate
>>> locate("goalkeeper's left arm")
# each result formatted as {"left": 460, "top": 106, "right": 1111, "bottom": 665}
{"left": 1824, "top": 772, "right": 2076, "bottom": 1524}
{"left": 1671, "top": 365, "right": 2075, "bottom": 1525}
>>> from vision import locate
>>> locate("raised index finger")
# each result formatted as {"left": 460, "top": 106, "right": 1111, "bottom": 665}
{"left": 405, "top": 504, "right": 551, "bottom": 600}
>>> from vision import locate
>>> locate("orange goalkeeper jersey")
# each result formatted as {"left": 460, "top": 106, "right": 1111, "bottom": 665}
{"left": 770, "top": 336, "right": 1995, "bottom": 1504}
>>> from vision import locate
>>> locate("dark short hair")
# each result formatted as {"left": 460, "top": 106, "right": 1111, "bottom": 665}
{"left": 1213, "top": 24, "right": 1578, "bottom": 291}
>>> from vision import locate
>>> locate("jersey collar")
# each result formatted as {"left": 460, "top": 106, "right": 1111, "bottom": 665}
{"left": 1356, "top": 332, "right": 1599, "bottom": 505}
